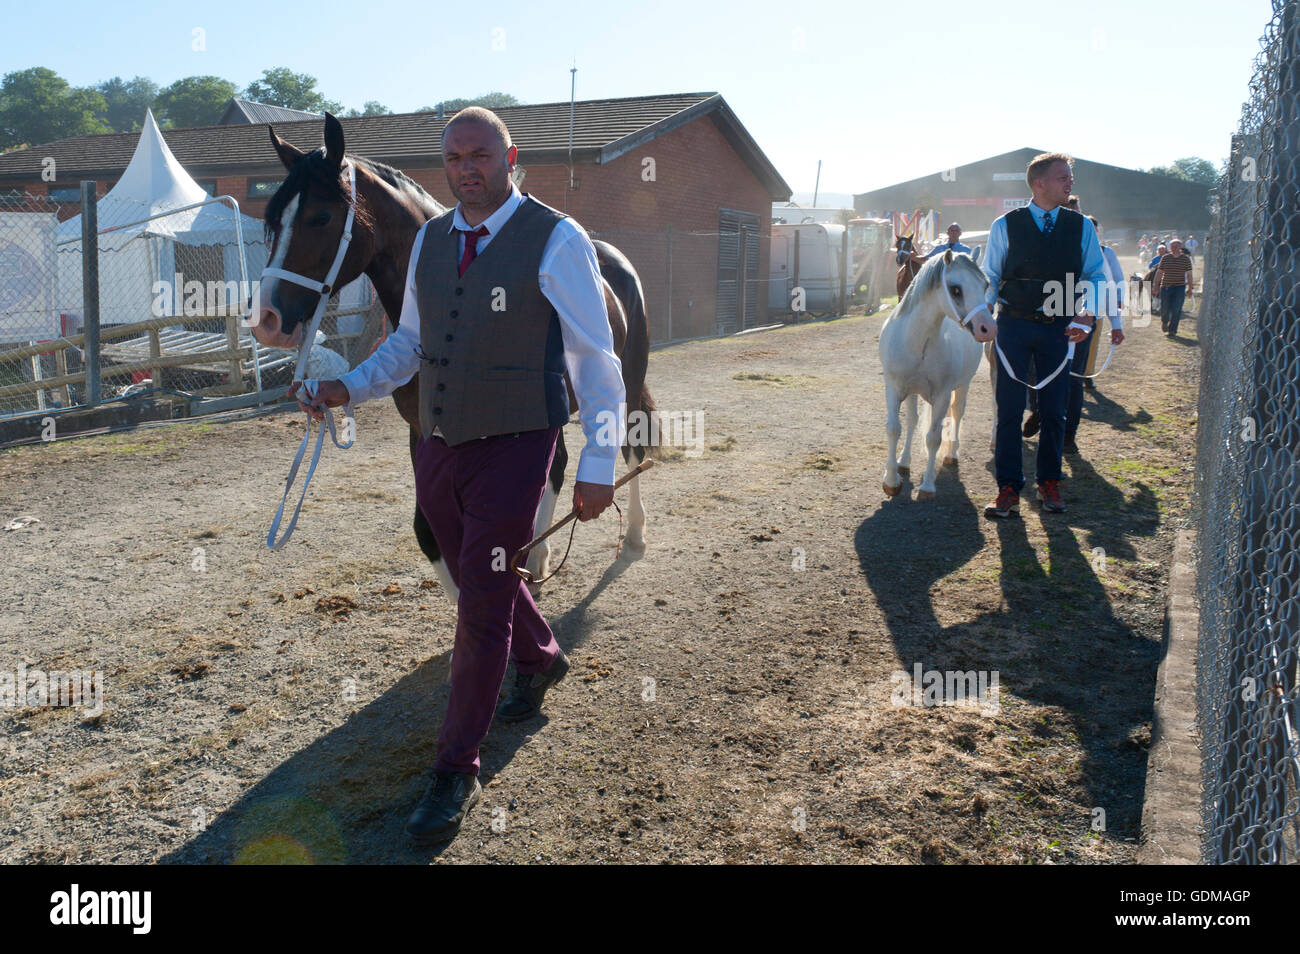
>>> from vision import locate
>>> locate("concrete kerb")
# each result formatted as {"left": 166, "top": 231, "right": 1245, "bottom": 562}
{"left": 1138, "top": 528, "right": 1203, "bottom": 864}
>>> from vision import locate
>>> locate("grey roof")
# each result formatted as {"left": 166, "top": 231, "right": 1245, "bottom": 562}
{"left": 0, "top": 92, "right": 791, "bottom": 199}
{"left": 217, "top": 98, "right": 322, "bottom": 126}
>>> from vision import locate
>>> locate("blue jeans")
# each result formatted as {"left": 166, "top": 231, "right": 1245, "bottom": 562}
{"left": 994, "top": 313, "right": 1072, "bottom": 492}
{"left": 1161, "top": 285, "right": 1187, "bottom": 334}
{"left": 1065, "top": 327, "right": 1094, "bottom": 441}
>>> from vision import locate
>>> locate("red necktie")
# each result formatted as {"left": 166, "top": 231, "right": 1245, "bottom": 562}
{"left": 458, "top": 225, "right": 489, "bottom": 277}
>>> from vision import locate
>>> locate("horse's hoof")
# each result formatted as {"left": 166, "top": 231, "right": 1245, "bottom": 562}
{"left": 897, "top": 466, "right": 910, "bottom": 477}
{"left": 527, "top": 582, "right": 543, "bottom": 599}
{"left": 883, "top": 482, "right": 902, "bottom": 497}
{"left": 917, "top": 489, "right": 936, "bottom": 501}
{"left": 942, "top": 456, "right": 959, "bottom": 468}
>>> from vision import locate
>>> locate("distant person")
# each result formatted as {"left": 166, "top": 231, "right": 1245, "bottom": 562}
{"left": 1146, "top": 243, "right": 1168, "bottom": 317}
{"left": 1064, "top": 217, "right": 1127, "bottom": 453}
{"left": 1185, "top": 234, "right": 1199, "bottom": 259}
{"left": 925, "top": 222, "right": 973, "bottom": 258}
{"left": 1155, "top": 239, "right": 1194, "bottom": 336}
{"left": 1066, "top": 194, "right": 1082, "bottom": 212}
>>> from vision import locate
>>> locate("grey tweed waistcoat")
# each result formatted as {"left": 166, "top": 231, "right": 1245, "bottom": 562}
{"left": 415, "top": 196, "right": 572, "bottom": 444}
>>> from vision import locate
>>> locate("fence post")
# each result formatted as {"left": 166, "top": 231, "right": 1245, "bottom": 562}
{"left": 665, "top": 225, "right": 673, "bottom": 342}
{"left": 792, "top": 230, "right": 800, "bottom": 317}
{"left": 80, "top": 181, "right": 101, "bottom": 406}
{"left": 840, "top": 228, "right": 849, "bottom": 315}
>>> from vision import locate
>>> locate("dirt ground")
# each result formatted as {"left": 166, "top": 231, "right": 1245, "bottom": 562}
{"left": 0, "top": 264, "right": 1200, "bottom": 864}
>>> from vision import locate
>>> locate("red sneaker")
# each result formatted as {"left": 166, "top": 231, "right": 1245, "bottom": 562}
{"left": 985, "top": 484, "right": 1020, "bottom": 518}
{"left": 1039, "top": 479, "right": 1066, "bottom": 512}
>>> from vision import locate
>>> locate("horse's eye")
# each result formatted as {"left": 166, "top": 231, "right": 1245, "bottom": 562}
{"left": 950, "top": 285, "right": 963, "bottom": 298}
{"left": 307, "top": 212, "right": 331, "bottom": 228}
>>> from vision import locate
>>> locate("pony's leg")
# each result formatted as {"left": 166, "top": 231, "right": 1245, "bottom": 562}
{"left": 525, "top": 430, "right": 568, "bottom": 596}
{"left": 986, "top": 342, "right": 998, "bottom": 453}
{"left": 899, "top": 393, "right": 919, "bottom": 476}
{"left": 883, "top": 381, "right": 904, "bottom": 496}
{"left": 413, "top": 506, "right": 459, "bottom": 604}
{"left": 944, "top": 385, "right": 970, "bottom": 467}
{"left": 918, "top": 389, "right": 951, "bottom": 499}
{"left": 624, "top": 437, "right": 648, "bottom": 552}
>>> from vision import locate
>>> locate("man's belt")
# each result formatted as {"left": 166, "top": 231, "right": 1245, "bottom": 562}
{"left": 999, "top": 307, "right": 1059, "bottom": 325}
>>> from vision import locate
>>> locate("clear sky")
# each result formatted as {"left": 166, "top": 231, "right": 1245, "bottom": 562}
{"left": 3, "top": 0, "right": 1274, "bottom": 197}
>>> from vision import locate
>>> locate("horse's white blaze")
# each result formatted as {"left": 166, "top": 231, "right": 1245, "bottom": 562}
{"left": 526, "top": 480, "right": 560, "bottom": 593}
{"left": 879, "top": 254, "right": 986, "bottom": 498}
{"left": 255, "top": 195, "right": 298, "bottom": 331}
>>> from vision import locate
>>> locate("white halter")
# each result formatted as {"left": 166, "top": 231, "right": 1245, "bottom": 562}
{"left": 938, "top": 256, "right": 993, "bottom": 331}
{"left": 264, "top": 161, "right": 358, "bottom": 550}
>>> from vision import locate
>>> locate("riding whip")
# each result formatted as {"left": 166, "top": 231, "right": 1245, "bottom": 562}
{"left": 510, "top": 458, "right": 654, "bottom": 584}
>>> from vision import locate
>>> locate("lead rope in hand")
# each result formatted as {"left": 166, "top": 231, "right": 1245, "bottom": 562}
{"left": 510, "top": 459, "right": 653, "bottom": 585}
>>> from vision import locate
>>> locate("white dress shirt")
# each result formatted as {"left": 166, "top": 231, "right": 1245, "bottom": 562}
{"left": 339, "top": 182, "right": 626, "bottom": 485}
{"left": 979, "top": 201, "right": 1112, "bottom": 325}
{"left": 1100, "top": 245, "right": 1125, "bottom": 328}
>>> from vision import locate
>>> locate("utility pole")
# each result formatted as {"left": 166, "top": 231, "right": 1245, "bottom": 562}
{"left": 567, "top": 61, "right": 577, "bottom": 210}
{"left": 812, "top": 159, "right": 822, "bottom": 208}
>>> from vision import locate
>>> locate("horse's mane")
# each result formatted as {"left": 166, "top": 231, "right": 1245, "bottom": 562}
{"left": 899, "top": 250, "right": 983, "bottom": 309}
{"left": 264, "top": 149, "right": 446, "bottom": 242}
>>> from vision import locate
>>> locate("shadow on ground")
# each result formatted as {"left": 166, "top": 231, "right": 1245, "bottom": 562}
{"left": 160, "top": 557, "right": 635, "bottom": 864}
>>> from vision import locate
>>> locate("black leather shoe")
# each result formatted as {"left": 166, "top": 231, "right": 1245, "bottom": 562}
{"left": 405, "top": 771, "right": 481, "bottom": 846}
{"left": 1022, "top": 412, "right": 1041, "bottom": 438}
{"left": 497, "top": 649, "right": 570, "bottom": 723}
{"left": 1063, "top": 437, "right": 1080, "bottom": 456}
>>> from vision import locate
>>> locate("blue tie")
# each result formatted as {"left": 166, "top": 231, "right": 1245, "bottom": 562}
{"left": 1042, "top": 211, "right": 1055, "bottom": 235}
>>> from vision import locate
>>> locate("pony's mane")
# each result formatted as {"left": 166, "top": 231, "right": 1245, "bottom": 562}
{"left": 899, "top": 250, "right": 983, "bottom": 309}
{"left": 263, "top": 149, "right": 446, "bottom": 241}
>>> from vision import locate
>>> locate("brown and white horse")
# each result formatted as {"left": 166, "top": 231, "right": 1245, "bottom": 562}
{"left": 895, "top": 234, "right": 923, "bottom": 298}
{"left": 249, "top": 114, "right": 656, "bottom": 598}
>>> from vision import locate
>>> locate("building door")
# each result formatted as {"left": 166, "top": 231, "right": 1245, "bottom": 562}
{"left": 717, "top": 208, "right": 759, "bottom": 334}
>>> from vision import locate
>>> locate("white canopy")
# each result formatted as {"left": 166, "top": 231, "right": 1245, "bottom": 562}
{"left": 57, "top": 110, "right": 264, "bottom": 251}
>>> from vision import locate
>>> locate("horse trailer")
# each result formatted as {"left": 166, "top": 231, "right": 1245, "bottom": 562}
{"left": 767, "top": 222, "right": 849, "bottom": 316}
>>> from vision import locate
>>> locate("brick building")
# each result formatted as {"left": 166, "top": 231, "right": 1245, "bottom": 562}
{"left": 0, "top": 93, "right": 791, "bottom": 340}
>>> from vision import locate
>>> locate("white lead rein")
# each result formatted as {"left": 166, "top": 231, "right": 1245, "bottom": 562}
{"left": 264, "top": 162, "right": 358, "bottom": 550}
{"left": 939, "top": 258, "right": 1117, "bottom": 393}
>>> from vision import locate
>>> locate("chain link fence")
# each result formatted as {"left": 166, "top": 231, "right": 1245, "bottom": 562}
{"left": 1195, "top": 0, "right": 1300, "bottom": 864}
{"left": 0, "top": 185, "right": 386, "bottom": 423}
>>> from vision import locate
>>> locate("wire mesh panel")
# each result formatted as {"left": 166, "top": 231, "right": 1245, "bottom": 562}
{"left": 1196, "top": 0, "right": 1300, "bottom": 864}
{"left": 0, "top": 186, "right": 388, "bottom": 419}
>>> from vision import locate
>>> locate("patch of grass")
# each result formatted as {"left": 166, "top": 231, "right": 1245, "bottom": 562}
{"left": 804, "top": 452, "right": 839, "bottom": 471}
{"left": 708, "top": 435, "right": 738, "bottom": 452}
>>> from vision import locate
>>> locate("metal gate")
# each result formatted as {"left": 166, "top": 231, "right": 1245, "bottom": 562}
{"left": 716, "top": 208, "right": 759, "bottom": 334}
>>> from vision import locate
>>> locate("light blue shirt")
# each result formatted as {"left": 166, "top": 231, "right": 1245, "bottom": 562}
{"left": 925, "top": 240, "right": 973, "bottom": 259}
{"left": 979, "top": 201, "right": 1110, "bottom": 319}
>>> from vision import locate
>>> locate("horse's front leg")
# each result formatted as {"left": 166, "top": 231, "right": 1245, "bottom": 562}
{"left": 883, "top": 381, "right": 904, "bottom": 497}
{"left": 986, "top": 343, "right": 998, "bottom": 453}
{"left": 899, "top": 393, "right": 919, "bottom": 477}
{"left": 525, "top": 429, "right": 568, "bottom": 596}
{"left": 944, "top": 385, "right": 970, "bottom": 467}
{"left": 918, "top": 388, "right": 951, "bottom": 500}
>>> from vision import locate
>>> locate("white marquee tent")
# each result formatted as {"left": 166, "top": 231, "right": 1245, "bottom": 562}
{"left": 55, "top": 110, "right": 269, "bottom": 326}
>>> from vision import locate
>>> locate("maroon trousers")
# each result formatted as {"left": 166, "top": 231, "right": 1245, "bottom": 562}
{"left": 414, "top": 427, "right": 562, "bottom": 775}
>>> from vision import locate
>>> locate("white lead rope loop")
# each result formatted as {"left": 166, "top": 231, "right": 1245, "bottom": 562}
{"left": 265, "top": 162, "right": 359, "bottom": 550}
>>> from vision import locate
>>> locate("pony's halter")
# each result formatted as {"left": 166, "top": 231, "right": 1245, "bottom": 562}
{"left": 263, "top": 160, "right": 358, "bottom": 551}
{"left": 938, "top": 256, "right": 991, "bottom": 331}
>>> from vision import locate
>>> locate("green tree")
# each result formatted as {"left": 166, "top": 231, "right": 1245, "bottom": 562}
{"left": 0, "top": 67, "right": 108, "bottom": 149}
{"left": 155, "top": 75, "right": 238, "bottom": 128}
{"left": 243, "top": 68, "right": 341, "bottom": 113}
{"left": 418, "top": 92, "right": 521, "bottom": 113}
{"left": 97, "top": 76, "right": 158, "bottom": 132}
{"left": 342, "top": 100, "right": 392, "bottom": 117}
{"left": 1146, "top": 156, "right": 1219, "bottom": 185}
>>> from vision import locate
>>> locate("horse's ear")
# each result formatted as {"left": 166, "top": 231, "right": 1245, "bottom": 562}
{"left": 323, "top": 113, "right": 345, "bottom": 169}
{"left": 269, "top": 126, "right": 304, "bottom": 170}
